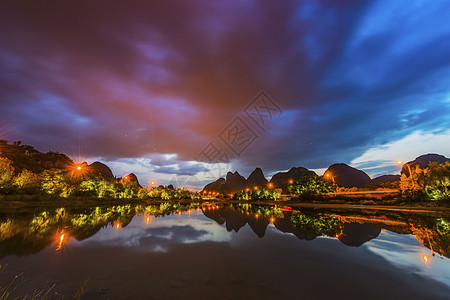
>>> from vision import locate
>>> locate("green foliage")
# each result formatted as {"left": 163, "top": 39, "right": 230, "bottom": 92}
{"left": 41, "top": 169, "right": 71, "bottom": 197}
{"left": 289, "top": 212, "right": 343, "bottom": 237}
{"left": 137, "top": 188, "right": 149, "bottom": 199}
{"left": 424, "top": 162, "right": 450, "bottom": 202}
{"left": 436, "top": 218, "right": 450, "bottom": 236}
{"left": 425, "top": 177, "right": 450, "bottom": 202}
{"left": 232, "top": 188, "right": 282, "bottom": 201}
{"left": 287, "top": 176, "right": 336, "bottom": 198}
{"left": 400, "top": 162, "right": 450, "bottom": 202}
{"left": 14, "top": 169, "right": 41, "bottom": 193}
{"left": 0, "top": 157, "right": 14, "bottom": 189}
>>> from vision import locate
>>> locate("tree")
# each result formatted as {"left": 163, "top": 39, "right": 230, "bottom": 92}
{"left": 288, "top": 176, "right": 336, "bottom": 198}
{"left": 424, "top": 162, "right": 450, "bottom": 202}
{"left": 14, "top": 169, "right": 41, "bottom": 193}
{"left": 41, "top": 169, "right": 70, "bottom": 197}
{"left": 399, "top": 164, "right": 428, "bottom": 193}
{"left": 0, "top": 157, "right": 15, "bottom": 189}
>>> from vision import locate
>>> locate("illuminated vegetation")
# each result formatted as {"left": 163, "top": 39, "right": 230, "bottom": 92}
{"left": 288, "top": 212, "right": 343, "bottom": 237}
{"left": 400, "top": 161, "right": 450, "bottom": 202}
{"left": 231, "top": 188, "right": 282, "bottom": 201}
{"left": 287, "top": 176, "right": 336, "bottom": 198}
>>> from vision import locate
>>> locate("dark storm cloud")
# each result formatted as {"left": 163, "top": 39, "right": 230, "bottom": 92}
{"left": 1, "top": 0, "right": 450, "bottom": 179}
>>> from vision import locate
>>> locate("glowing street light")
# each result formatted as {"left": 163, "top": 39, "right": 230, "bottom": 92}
{"left": 268, "top": 183, "right": 273, "bottom": 189}
{"left": 288, "top": 179, "right": 294, "bottom": 184}
{"left": 77, "top": 166, "right": 81, "bottom": 170}
{"left": 254, "top": 186, "right": 258, "bottom": 190}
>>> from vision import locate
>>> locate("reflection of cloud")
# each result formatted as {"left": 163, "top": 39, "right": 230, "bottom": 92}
{"left": 365, "top": 230, "right": 450, "bottom": 288}
{"left": 77, "top": 213, "right": 232, "bottom": 253}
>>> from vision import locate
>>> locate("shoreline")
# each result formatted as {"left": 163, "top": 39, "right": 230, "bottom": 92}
{"left": 0, "top": 195, "right": 449, "bottom": 216}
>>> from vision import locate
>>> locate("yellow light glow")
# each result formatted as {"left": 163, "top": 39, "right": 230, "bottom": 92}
{"left": 146, "top": 217, "right": 151, "bottom": 224}
{"left": 116, "top": 223, "right": 121, "bottom": 229}
{"left": 288, "top": 179, "right": 294, "bottom": 184}
{"left": 268, "top": 183, "right": 273, "bottom": 188}
{"left": 150, "top": 181, "right": 155, "bottom": 185}
{"left": 326, "top": 173, "right": 330, "bottom": 177}
{"left": 398, "top": 160, "right": 403, "bottom": 165}
{"left": 423, "top": 255, "right": 429, "bottom": 263}
{"left": 56, "top": 233, "right": 65, "bottom": 251}
{"left": 77, "top": 166, "right": 81, "bottom": 170}
{"left": 254, "top": 186, "right": 258, "bottom": 190}
{"left": 270, "top": 217, "right": 275, "bottom": 223}
{"left": 255, "top": 214, "right": 259, "bottom": 218}
{"left": 124, "top": 176, "right": 128, "bottom": 180}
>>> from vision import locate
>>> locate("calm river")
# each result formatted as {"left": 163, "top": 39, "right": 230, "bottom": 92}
{"left": 0, "top": 202, "right": 449, "bottom": 299}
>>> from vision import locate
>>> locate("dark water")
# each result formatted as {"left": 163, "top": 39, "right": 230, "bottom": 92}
{"left": 0, "top": 202, "right": 449, "bottom": 299}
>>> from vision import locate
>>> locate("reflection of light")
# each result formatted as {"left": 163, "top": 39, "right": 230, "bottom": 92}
{"left": 178, "top": 211, "right": 182, "bottom": 215}
{"left": 146, "top": 217, "right": 151, "bottom": 224}
{"left": 56, "top": 233, "right": 65, "bottom": 251}
{"left": 423, "top": 255, "right": 429, "bottom": 263}
{"left": 115, "top": 223, "right": 121, "bottom": 229}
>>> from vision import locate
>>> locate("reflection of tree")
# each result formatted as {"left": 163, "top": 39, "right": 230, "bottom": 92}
{"left": 0, "top": 203, "right": 449, "bottom": 258}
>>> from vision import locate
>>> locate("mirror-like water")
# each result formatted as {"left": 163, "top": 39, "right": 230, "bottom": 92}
{"left": 0, "top": 202, "right": 449, "bottom": 299}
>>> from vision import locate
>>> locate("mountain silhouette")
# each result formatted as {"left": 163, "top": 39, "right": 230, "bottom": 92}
{"left": 325, "top": 163, "right": 371, "bottom": 188}
{"left": 246, "top": 167, "right": 268, "bottom": 189}
{"left": 402, "top": 153, "right": 450, "bottom": 176}
{"left": 270, "top": 167, "right": 317, "bottom": 190}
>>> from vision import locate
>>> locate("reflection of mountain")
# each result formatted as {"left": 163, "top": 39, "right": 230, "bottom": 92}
{"left": 337, "top": 223, "right": 381, "bottom": 247}
{"left": 273, "top": 218, "right": 316, "bottom": 240}
{"left": 248, "top": 218, "right": 270, "bottom": 238}
{"left": 203, "top": 206, "right": 269, "bottom": 235}
{"left": 0, "top": 204, "right": 448, "bottom": 258}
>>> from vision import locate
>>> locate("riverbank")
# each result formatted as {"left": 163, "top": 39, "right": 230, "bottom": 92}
{"left": 1, "top": 194, "right": 450, "bottom": 216}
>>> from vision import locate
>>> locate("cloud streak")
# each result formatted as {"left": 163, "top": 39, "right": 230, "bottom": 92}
{"left": 1, "top": 0, "right": 450, "bottom": 183}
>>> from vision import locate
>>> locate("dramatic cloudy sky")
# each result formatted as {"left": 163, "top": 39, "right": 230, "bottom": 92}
{"left": 1, "top": 0, "right": 450, "bottom": 188}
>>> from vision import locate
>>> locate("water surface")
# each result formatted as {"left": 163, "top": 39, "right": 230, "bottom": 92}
{"left": 0, "top": 203, "right": 449, "bottom": 299}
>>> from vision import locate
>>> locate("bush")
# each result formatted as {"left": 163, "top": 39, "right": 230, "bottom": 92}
{"left": 287, "top": 176, "right": 336, "bottom": 198}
